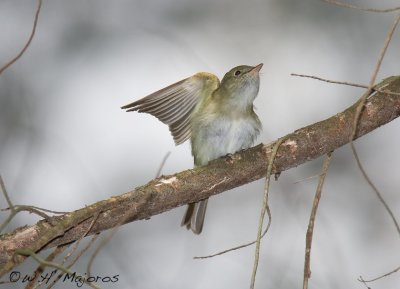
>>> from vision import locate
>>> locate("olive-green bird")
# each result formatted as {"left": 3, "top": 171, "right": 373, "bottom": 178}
{"left": 122, "top": 63, "right": 263, "bottom": 234}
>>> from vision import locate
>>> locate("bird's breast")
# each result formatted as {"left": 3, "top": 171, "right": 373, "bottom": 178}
{"left": 191, "top": 115, "right": 261, "bottom": 166}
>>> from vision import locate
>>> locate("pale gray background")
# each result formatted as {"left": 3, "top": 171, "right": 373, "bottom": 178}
{"left": 1, "top": 0, "right": 399, "bottom": 288}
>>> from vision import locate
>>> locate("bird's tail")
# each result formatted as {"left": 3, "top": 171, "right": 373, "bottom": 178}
{"left": 181, "top": 199, "right": 208, "bottom": 234}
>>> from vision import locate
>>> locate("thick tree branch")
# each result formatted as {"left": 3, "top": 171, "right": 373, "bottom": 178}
{"left": 1, "top": 76, "right": 400, "bottom": 275}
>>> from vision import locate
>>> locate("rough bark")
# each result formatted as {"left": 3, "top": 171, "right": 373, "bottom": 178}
{"left": 1, "top": 76, "right": 399, "bottom": 276}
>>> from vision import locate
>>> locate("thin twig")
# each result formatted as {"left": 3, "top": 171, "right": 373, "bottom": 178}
{"left": 86, "top": 193, "right": 152, "bottom": 277}
{"left": 351, "top": 13, "right": 400, "bottom": 143}
{"left": 63, "top": 213, "right": 100, "bottom": 266}
{"left": 0, "top": 205, "right": 69, "bottom": 215}
{"left": 291, "top": 73, "right": 368, "bottom": 89}
{"left": 293, "top": 174, "right": 320, "bottom": 184}
{"left": 0, "top": 0, "right": 43, "bottom": 75}
{"left": 358, "top": 276, "right": 371, "bottom": 289}
{"left": 0, "top": 175, "right": 15, "bottom": 213}
{"left": 0, "top": 175, "right": 16, "bottom": 233}
{"left": 358, "top": 265, "right": 400, "bottom": 283}
{"left": 303, "top": 152, "right": 333, "bottom": 289}
{"left": 86, "top": 232, "right": 112, "bottom": 278}
{"left": 290, "top": 73, "right": 400, "bottom": 96}
{"left": 13, "top": 206, "right": 52, "bottom": 220}
{"left": 15, "top": 249, "right": 100, "bottom": 289}
{"left": 0, "top": 177, "right": 67, "bottom": 233}
{"left": 47, "top": 215, "right": 100, "bottom": 289}
{"left": 1, "top": 205, "right": 67, "bottom": 215}
{"left": 26, "top": 246, "right": 68, "bottom": 289}
{"left": 155, "top": 151, "right": 171, "bottom": 178}
{"left": 346, "top": 13, "right": 400, "bottom": 286}
{"left": 250, "top": 137, "right": 285, "bottom": 289}
{"left": 193, "top": 205, "right": 272, "bottom": 259}
{"left": 68, "top": 234, "right": 99, "bottom": 268}
{"left": 292, "top": 20, "right": 400, "bottom": 241}
{"left": 351, "top": 145, "right": 400, "bottom": 236}
{"left": 321, "top": 0, "right": 400, "bottom": 13}
{"left": 351, "top": 13, "right": 400, "bottom": 238}
{"left": 84, "top": 213, "right": 103, "bottom": 277}
{"left": 0, "top": 204, "right": 63, "bottom": 233}
{"left": 0, "top": 177, "right": 59, "bottom": 231}
{"left": 46, "top": 236, "right": 99, "bottom": 289}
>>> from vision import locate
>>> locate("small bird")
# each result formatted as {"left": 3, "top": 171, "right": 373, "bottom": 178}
{"left": 122, "top": 64, "right": 263, "bottom": 234}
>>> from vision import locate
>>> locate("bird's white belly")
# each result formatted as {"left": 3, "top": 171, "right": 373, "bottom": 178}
{"left": 192, "top": 117, "right": 260, "bottom": 166}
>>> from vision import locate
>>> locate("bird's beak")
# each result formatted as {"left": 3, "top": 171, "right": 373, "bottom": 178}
{"left": 251, "top": 63, "right": 263, "bottom": 73}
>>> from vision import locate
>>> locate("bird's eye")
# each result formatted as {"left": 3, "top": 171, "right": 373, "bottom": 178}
{"left": 234, "top": 70, "right": 241, "bottom": 76}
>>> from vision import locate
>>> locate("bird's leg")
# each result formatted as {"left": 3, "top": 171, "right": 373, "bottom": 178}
{"left": 224, "top": 153, "right": 234, "bottom": 164}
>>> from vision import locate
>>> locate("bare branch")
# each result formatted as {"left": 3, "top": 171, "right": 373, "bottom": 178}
{"left": 1, "top": 76, "right": 400, "bottom": 275}
{"left": 1, "top": 206, "right": 67, "bottom": 215}
{"left": 321, "top": 0, "right": 400, "bottom": 13}
{"left": 15, "top": 249, "right": 100, "bottom": 289}
{"left": 47, "top": 235, "right": 99, "bottom": 289}
{"left": 155, "top": 151, "right": 172, "bottom": 178}
{"left": 25, "top": 246, "right": 67, "bottom": 289}
{"left": 291, "top": 73, "right": 368, "bottom": 89}
{"left": 0, "top": 0, "right": 42, "bottom": 75}
{"left": 250, "top": 138, "right": 284, "bottom": 289}
{"left": 359, "top": 265, "right": 400, "bottom": 283}
{"left": 291, "top": 73, "right": 400, "bottom": 96}
{"left": 351, "top": 13, "right": 400, "bottom": 138}
{"left": 303, "top": 152, "right": 333, "bottom": 289}
{"left": 194, "top": 193, "right": 272, "bottom": 259}
{"left": 350, "top": 13, "right": 400, "bottom": 238}
{"left": 0, "top": 176, "right": 14, "bottom": 213}
{"left": 351, "top": 144, "right": 400, "bottom": 236}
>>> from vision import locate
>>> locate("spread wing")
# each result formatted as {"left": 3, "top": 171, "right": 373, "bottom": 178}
{"left": 122, "top": 73, "right": 219, "bottom": 145}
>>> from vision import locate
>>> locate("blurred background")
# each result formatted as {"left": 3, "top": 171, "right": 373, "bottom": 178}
{"left": 1, "top": 0, "right": 399, "bottom": 288}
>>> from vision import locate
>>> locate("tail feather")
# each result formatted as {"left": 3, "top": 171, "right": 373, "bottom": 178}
{"left": 181, "top": 199, "right": 208, "bottom": 234}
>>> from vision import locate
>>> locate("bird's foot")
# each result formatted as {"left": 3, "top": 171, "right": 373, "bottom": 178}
{"left": 224, "top": 153, "right": 234, "bottom": 164}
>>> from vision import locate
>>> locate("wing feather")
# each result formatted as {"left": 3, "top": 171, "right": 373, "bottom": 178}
{"left": 122, "top": 73, "right": 219, "bottom": 145}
